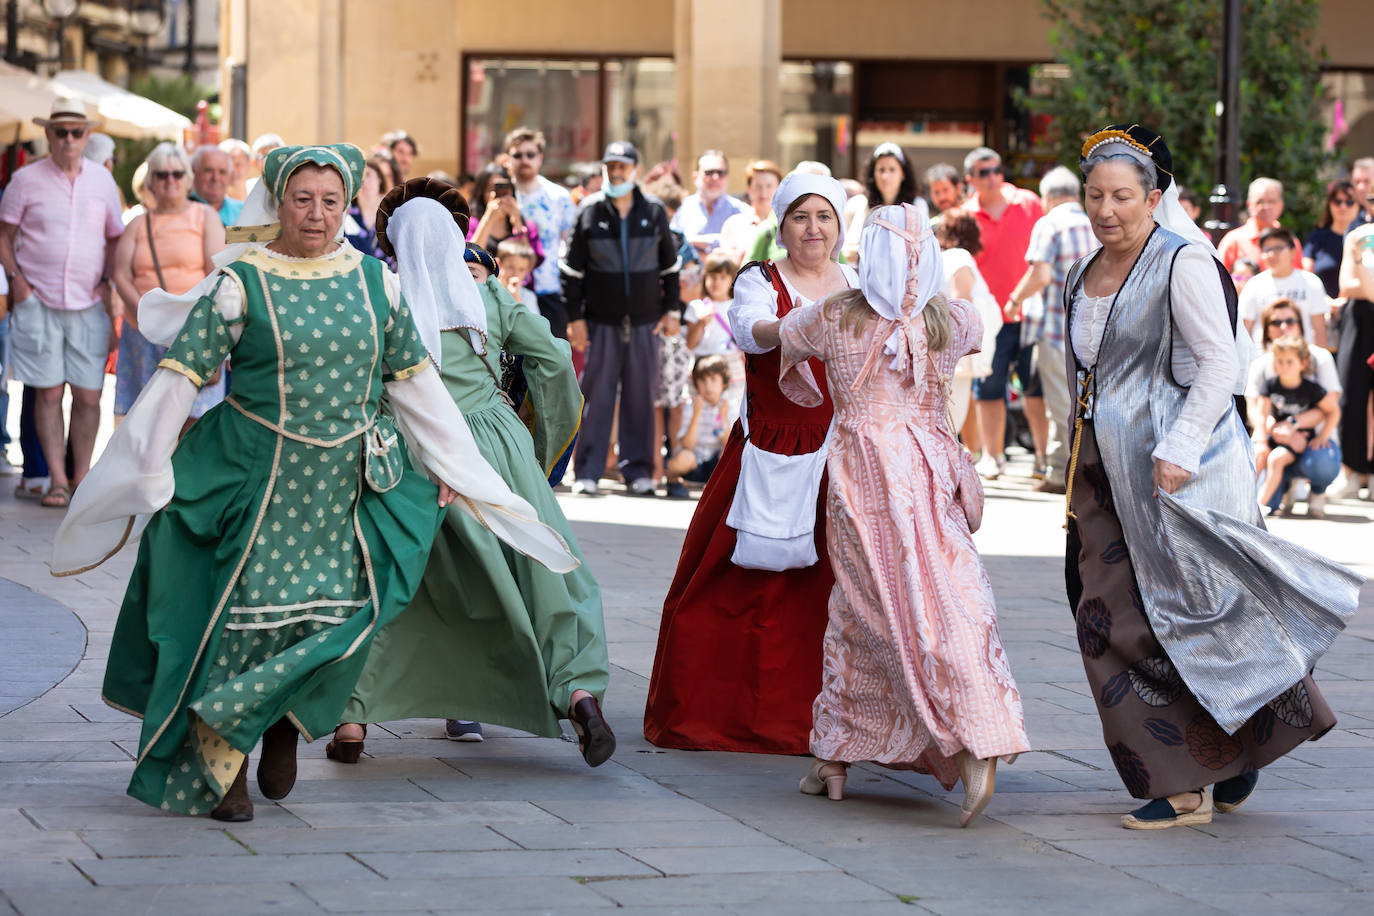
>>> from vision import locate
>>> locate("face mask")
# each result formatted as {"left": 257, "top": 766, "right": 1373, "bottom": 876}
{"left": 603, "top": 165, "right": 636, "bottom": 199}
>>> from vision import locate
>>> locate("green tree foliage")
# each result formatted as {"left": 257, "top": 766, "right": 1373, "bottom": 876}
{"left": 111, "top": 74, "right": 212, "bottom": 205}
{"left": 1025, "top": 0, "right": 1330, "bottom": 231}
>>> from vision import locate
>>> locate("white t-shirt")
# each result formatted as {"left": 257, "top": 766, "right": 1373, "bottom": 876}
{"left": 1237, "top": 269, "right": 1329, "bottom": 344}
{"left": 514, "top": 285, "right": 540, "bottom": 316}
{"left": 684, "top": 297, "right": 737, "bottom": 356}
{"left": 679, "top": 393, "right": 739, "bottom": 463}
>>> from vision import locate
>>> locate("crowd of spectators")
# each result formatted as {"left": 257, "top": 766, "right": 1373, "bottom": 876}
{"left": 2, "top": 101, "right": 1373, "bottom": 515}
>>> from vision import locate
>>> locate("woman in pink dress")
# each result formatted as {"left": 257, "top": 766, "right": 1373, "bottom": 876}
{"left": 775, "top": 203, "right": 1030, "bottom": 827}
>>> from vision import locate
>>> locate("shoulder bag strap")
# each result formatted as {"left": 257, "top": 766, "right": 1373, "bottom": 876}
{"left": 144, "top": 210, "right": 168, "bottom": 291}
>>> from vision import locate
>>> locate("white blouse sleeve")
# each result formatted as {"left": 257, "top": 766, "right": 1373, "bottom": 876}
{"left": 385, "top": 364, "right": 578, "bottom": 573}
{"left": 1151, "top": 245, "right": 1242, "bottom": 474}
{"left": 730, "top": 266, "right": 781, "bottom": 354}
{"left": 52, "top": 279, "right": 247, "bottom": 574}
{"left": 51, "top": 370, "right": 200, "bottom": 574}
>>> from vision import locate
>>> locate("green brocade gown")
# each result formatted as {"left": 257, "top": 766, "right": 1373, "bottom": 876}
{"left": 102, "top": 245, "right": 445, "bottom": 814}
{"left": 345, "top": 279, "right": 608, "bottom": 737}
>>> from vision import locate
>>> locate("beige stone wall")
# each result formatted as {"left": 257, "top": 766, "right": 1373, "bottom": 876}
{"left": 225, "top": 0, "right": 1374, "bottom": 183}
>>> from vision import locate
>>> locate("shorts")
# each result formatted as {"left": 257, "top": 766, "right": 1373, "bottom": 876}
{"left": 655, "top": 333, "right": 694, "bottom": 408}
{"left": 972, "top": 321, "right": 1039, "bottom": 401}
{"left": 8, "top": 295, "right": 110, "bottom": 391}
{"left": 683, "top": 452, "right": 720, "bottom": 483}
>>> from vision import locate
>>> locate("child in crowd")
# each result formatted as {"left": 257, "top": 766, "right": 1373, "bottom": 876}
{"left": 664, "top": 355, "right": 737, "bottom": 499}
{"left": 1255, "top": 335, "right": 1338, "bottom": 512}
{"left": 497, "top": 237, "right": 541, "bottom": 316}
{"left": 685, "top": 250, "right": 745, "bottom": 401}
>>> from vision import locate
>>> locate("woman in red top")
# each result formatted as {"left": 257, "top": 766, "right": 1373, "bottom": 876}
{"left": 645, "top": 173, "right": 857, "bottom": 753}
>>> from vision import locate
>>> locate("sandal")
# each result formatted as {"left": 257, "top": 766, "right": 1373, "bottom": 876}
{"left": 40, "top": 485, "right": 70, "bottom": 508}
{"left": 14, "top": 481, "right": 45, "bottom": 501}
{"left": 1214, "top": 771, "right": 1259, "bottom": 813}
{"left": 325, "top": 723, "right": 366, "bottom": 764}
{"left": 1121, "top": 788, "right": 1212, "bottom": 830}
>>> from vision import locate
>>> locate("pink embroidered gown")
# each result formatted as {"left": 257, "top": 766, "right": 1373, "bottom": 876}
{"left": 778, "top": 295, "right": 1030, "bottom": 789}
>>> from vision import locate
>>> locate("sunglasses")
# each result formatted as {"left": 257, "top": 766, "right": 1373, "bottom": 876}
{"left": 153, "top": 170, "right": 186, "bottom": 181}
{"left": 1332, "top": 198, "right": 1357, "bottom": 206}
{"left": 702, "top": 169, "right": 727, "bottom": 179}
{"left": 53, "top": 126, "right": 86, "bottom": 140}
{"left": 1268, "top": 317, "right": 1300, "bottom": 327}
{"left": 974, "top": 165, "right": 1002, "bottom": 178}
{"left": 509, "top": 150, "right": 540, "bottom": 160}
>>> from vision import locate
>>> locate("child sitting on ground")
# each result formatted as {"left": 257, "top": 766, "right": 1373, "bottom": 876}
{"left": 685, "top": 249, "right": 746, "bottom": 402}
{"left": 496, "top": 237, "right": 541, "bottom": 316}
{"left": 664, "top": 355, "right": 738, "bottom": 499}
{"left": 1255, "top": 335, "right": 1338, "bottom": 513}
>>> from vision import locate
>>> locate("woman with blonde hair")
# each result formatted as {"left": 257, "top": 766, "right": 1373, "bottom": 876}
{"left": 778, "top": 203, "right": 1029, "bottom": 826}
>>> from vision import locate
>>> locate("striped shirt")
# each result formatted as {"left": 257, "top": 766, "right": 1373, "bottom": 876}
{"left": 1021, "top": 201, "right": 1098, "bottom": 346}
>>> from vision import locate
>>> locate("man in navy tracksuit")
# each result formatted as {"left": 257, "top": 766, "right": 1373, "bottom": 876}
{"left": 561, "top": 141, "right": 681, "bottom": 496}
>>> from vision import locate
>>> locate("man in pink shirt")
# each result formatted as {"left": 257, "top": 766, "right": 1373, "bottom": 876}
{"left": 0, "top": 99, "right": 124, "bottom": 508}
{"left": 1216, "top": 177, "right": 1303, "bottom": 271}
{"left": 961, "top": 147, "right": 1043, "bottom": 479}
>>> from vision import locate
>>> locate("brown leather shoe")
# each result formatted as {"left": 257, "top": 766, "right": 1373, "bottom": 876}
{"left": 257, "top": 717, "right": 299, "bottom": 800}
{"left": 569, "top": 696, "right": 616, "bottom": 767}
{"left": 1033, "top": 478, "right": 1066, "bottom": 495}
{"left": 211, "top": 756, "right": 254, "bottom": 822}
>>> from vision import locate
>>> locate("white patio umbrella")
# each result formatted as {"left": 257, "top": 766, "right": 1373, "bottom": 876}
{"left": 48, "top": 69, "right": 191, "bottom": 141}
{"left": 0, "top": 61, "right": 63, "bottom": 143}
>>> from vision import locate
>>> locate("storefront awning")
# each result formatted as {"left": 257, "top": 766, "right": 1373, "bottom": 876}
{"left": 0, "top": 61, "right": 63, "bottom": 143}
{"left": 48, "top": 69, "right": 191, "bottom": 141}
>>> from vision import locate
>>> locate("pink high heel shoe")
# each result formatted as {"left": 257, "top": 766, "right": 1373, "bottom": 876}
{"left": 799, "top": 759, "right": 848, "bottom": 800}
{"left": 958, "top": 751, "right": 997, "bottom": 827}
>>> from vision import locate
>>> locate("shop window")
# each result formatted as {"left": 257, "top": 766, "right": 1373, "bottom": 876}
{"left": 464, "top": 56, "right": 676, "bottom": 183}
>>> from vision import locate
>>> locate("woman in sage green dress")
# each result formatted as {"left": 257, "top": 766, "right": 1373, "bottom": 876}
{"left": 51, "top": 146, "right": 576, "bottom": 821}
{"left": 336, "top": 178, "right": 615, "bottom": 766}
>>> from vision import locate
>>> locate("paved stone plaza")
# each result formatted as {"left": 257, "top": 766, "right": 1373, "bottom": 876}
{"left": 2, "top": 447, "right": 1372, "bottom": 915}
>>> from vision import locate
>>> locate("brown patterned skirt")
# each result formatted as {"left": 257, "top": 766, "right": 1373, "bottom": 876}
{"left": 1066, "top": 422, "right": 1335, "bottom": 799}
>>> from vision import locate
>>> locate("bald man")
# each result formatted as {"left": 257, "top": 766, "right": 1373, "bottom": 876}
{"left": 1217, "top": 177, "right": 1303, "bottom": 270}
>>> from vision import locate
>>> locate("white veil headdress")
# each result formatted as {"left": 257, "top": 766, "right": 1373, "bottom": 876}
{"left": 857, "top": 202, "right": 944, "bottom": 371}
{"left": 387, "top": 196, "right": 488, "bottom": 364}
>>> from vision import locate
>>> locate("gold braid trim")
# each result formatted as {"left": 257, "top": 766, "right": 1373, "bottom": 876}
{"left": 1063, "top": 369, "right": 1094, "bottom": 530}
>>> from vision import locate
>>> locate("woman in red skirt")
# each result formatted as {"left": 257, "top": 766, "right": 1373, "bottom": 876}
{"left": 645, "top": 173, "right": 857, "bottom": 753}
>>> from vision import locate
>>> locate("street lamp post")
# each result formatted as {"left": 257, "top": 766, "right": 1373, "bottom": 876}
{"left": 1206, "top": 0, "right": 1243, "bottom": 243}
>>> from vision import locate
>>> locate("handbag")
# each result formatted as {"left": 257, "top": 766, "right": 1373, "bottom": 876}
{"left": 362, "top": 414, "right": 405, "bottom": 493}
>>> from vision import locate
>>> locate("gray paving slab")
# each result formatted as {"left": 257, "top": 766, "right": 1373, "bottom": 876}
{"left": 355, "top": 848, "right": 660, "bottom": 880}
{"left": 1, "top": 882, "right": 321, "bottom": 915}
{"left": 3, "top": 444, "right": 1374, "bottom": 913}
{"left": 294, "top": 876, "right": 614, "bottom": 913}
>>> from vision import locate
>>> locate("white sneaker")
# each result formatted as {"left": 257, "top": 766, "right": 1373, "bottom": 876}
{"left": 1291, "top": 479, "right": 1311, "bottom": 502}
{"left": 629, "top": 477, "right": 656, "bottom": 496}
{"left": 1333, "top": 476, "right": 1367, "bottom": 500}
{"left": 1307, "top": 493, "right": 1327, "bottom": 519}
{"left": 571, "top": 478, "right": 600, "bottom": 496}
{"left": 975, "top": 454, "right": 1003, "bottom": 480}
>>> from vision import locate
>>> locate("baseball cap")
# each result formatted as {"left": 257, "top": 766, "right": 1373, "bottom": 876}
{"left": 602, "top": 141, "right": 639, "bottom": 165}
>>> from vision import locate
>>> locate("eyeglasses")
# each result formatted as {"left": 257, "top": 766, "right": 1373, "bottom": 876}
{"left": 974, "top": 165, "right": 1002, "bottom": 178}
{"left": 1259, "top": 246, "right": 1290, "bottom": 256}
{"left": 509, "top": 150, "right": 540, "bottom": 160}
{"left": 153, "top": 170, "right": 186, "bottom": 181}
{"left": 53, "top": 127, "right": 86, "bottom": 140}
{"left": 702, "top": 169, "right": 727, "bottom": 179}
{"left": 1268, "top": 317, "right": 1300, "bottom": 328}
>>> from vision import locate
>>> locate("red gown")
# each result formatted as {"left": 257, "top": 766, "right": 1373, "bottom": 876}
{"left": 644, "top": 263, "right": 834, "bottom": 754}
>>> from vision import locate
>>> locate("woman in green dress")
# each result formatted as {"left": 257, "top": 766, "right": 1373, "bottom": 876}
{"left": 334, "top": 177, "right": 615, "bottom": 767}
{"left": 51, "top": 146, "right": 576, "bottom": 821}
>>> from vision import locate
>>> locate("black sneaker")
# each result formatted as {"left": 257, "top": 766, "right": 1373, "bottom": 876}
{"left": 665, "top": 481, "right": 690, "bottom": 499}
{"left": 444, "top": 719, "right": 484, "bottom": 742}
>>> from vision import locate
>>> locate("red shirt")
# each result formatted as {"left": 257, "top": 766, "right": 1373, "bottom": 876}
{"left": 962, "top": 186, "right": 1044, "bottom": 321}
{"left": 1217, "top": 219, "right": 1303, "bottom": 271}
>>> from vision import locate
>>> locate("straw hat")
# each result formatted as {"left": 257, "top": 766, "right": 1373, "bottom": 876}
{"left": 34, "top": 97, "right": 101, "bottom": 128}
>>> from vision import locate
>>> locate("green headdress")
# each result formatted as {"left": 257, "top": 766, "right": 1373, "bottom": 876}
{"left": 262, "top": 143, "right": 366, "bottom": 203}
